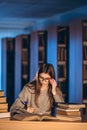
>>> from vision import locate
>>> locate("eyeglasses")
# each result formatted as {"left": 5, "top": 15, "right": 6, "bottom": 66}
{"left": 39, "top": 76, "right": 51, "bottom": 83}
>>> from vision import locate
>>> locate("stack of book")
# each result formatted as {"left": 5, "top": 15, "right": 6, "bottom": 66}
{"left": 0, "top": 90, "right": 10, "bottom": 118}
{"left": 56, "top": 103, "right": 86, "bottom": 121}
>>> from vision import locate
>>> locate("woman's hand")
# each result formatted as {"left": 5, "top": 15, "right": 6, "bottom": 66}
{"left": 26, "top": 106, "right": 36, "bottom": 113}
{"left": 49, "top": 78, "right": 57, "bottom": 95}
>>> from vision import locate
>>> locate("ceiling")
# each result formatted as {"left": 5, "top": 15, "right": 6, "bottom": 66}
{"left": 0, "top": 0, "right": 87, "bottom": 38}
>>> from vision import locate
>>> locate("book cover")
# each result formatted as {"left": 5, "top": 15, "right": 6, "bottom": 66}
{"left": 0, "top": 109, "right": 8, "bottom": 113}
{"left": 0, "top": 112, "right": 10, "bottom": 118}
{"left": 0, "top": 96, "right": 6, "bottom": 103}
{"left": 56, "top": 114, "right": 82, "bottom": 121}
{"left": 58, "top": 103, "right": 86, "bottom": 109}
{"left": 0, "top": 103, "right": 8, "bottom": 109}
{"left": 0, "top": 91, "right": 4, "bottom": 96}
{"left": 56, "top": 107, "right": 81, "bottom": 116}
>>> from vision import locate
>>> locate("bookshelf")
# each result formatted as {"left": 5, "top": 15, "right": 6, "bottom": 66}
{"left": 38, "top": 31, "right": 47, "bottom": 66}
{"left": 57, "top": 26, "right": 69, "bottom": 102}
{"left": 21, "top": 35, "right": 30, "bottom": 88}
{"left": 82, "top": 21, "right": 87, "bottom": 103}
{"left": 6, "top": 38, "right": 15, "bottom": 110}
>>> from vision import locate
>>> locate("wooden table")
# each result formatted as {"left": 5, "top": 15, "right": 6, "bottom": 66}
{"left": 0, "top": 118, "right": 87, "bottom": 130}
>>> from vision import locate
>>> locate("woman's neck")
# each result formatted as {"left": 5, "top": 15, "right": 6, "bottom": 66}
{"left": 41, "top": 85, "right": 48, "bottom": 91}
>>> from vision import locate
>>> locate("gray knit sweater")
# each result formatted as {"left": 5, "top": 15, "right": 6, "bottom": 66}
{"left": 10, "top": 82, "right": 64, "bottom": 120}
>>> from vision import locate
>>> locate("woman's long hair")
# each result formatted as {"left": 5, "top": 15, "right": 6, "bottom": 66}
{"left": 35, "top": 63, "right": 56, "bottom": 109}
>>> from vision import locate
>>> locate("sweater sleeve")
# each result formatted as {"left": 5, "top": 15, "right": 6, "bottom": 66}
{"left": 10, "top": 85, "right": 32, "bottom": 119}
{"left": 53, "top": 87, "right": 64, "bottom": 103}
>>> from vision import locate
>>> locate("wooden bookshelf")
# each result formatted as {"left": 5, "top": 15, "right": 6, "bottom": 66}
{"left": 57, "top": 26, "right": 69, "bottom": 102}
{"left": 6, "top": 38, "right": 15, "bottom": 110}
{"left": 38, "top": 31, "right": 47, "bottom": 66}
{"left": 82, "top": 21, "right": 87, "bottom": 103}
{"left": 21, "top": 35, "right": 30, "bottom": 88}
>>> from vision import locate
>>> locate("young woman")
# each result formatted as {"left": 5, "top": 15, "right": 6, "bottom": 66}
{"left": 10, "top": 63, "right": 64, "bottom": 120}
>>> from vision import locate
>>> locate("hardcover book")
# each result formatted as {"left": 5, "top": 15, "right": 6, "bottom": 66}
{"left": 56, "top": 107, "right": 81, "bottom": 116}
{"left": 0, "top": 91, "right": 4, "bottom": 96}
{"left": 58, "top": 103, "right": 86, "bottom": 109}
{"left": 0, "top": 109, "right": 8, "bottom": 113}
{"left": 56, "top": 114, "right": 81, "bottom": 121}
{"left": 0, "top": 112, "right": 10, "bottom": 118}
{"left": 0, "top": 97, "right": 6, "bottom": 103}
{"left": 0, "top": 103, "right": 8, "bottom": 109}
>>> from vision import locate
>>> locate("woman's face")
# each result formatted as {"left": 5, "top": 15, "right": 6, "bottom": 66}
{"left": 39, "top": 72, "right": 51, "bottom": 86}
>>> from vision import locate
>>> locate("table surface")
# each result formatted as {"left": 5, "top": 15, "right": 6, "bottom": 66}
{"left": 0, "top": 118, "right": 87, "bottom": 130}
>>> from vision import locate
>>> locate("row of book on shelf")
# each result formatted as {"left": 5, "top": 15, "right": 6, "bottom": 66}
{"left": 83, "top": 46, "right": 87, "bottom": 60}
{"left": 58, "top": 47, "right": 67, "bottom": 61}
{"left": 58, "top": 64, "right": 66, "bottom": 78}
{"left": 83, "top": 65, "right": 87, "bottom": 80}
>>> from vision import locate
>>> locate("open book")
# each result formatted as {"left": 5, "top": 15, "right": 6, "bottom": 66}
{"left": 23, "top": 114, "right": 82, "bottom": 122}
{"left": 12, "top": 114, "right": 59, "bottom": 121}
{"left": 23, "top": 114, "right": 59, "bottom": 121}
{"left": 11, "top": 113, "right": 82, "bottom": 122}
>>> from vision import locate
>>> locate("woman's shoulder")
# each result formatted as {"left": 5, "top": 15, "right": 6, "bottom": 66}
{"left": 24, "top": 80, "right": 36, "bottom": 93}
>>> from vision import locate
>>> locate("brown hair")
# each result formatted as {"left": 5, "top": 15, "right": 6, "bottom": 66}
{"left": 35, "top": 63, "right": 56, "bottom": 108}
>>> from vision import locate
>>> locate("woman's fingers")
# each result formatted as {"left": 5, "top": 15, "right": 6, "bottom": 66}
{"left": 27, "top": 106, "right": 36, "bottom": 113}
